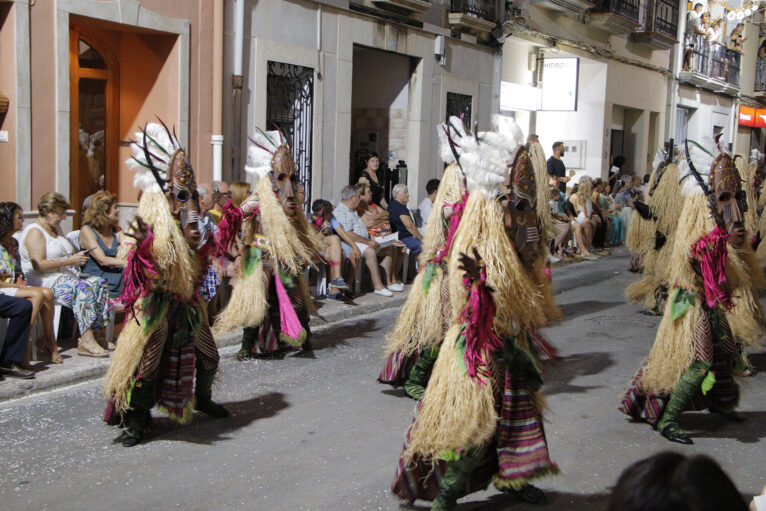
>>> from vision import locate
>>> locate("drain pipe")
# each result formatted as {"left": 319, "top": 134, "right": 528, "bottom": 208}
{"left": 211, "top": 0, "right": 224, "bottom": 182}
{"left": 231, "top": 0, "right": 245, "bottom": 180}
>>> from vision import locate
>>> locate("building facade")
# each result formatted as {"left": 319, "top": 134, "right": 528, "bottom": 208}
{"left": 498, "top": 0, "right": 760, "bottom": 181}
{"left": 0, "top": 0, "right": 503, "bottom": 228}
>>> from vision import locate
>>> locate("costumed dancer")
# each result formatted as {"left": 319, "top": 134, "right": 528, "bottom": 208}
{"left": 392, "top": 116, "right": 558, "bottom": 510}
{"left": 378, "top": 118, "right": 468, "bottom": 396}
{"left": 103, "top": 122, "right": 228, "bottom": 447}
{"left": 213, "top": 129, "right": 321, "bottom": 359}
{"left": 625, "top": 148, "right": 685, "bottom": 314}
{"left": 619, "top": 138, "right": 754, "bottom": 444}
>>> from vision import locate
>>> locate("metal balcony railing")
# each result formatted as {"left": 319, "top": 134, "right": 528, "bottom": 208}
{"left": 756, "top": 58, "right": 766, "bottom": 92}
{"left": 640, "top": 0, "right": 677, "bottom": 38}
{"left": 685, "top": 33, "right": 741, "bottom": 87}
{"left": 449, "top": 0, "right": 498, "bottom": 23}
{"left": 594, "top": 0, "right": 641, "bottom": 23}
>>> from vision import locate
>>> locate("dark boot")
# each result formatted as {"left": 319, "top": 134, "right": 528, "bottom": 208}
{"left": 194, "top": 367, "right": 229, "bottom": 418}
{"left": 431, "top": 447, "right": 487, "bottom": 511}
{"left": 404, "top": 347, "right": 439, "bottom": 400}
{"left": 494, "top": 480, "right": 547, "bottom": 504}
{"left": 657, "top": 360, "right": 710, "bottom": 444}
{"left": 121, "top": 378, "right": 156, "bottom": 447}
{"left": 237, "top": 327, "right": 257, "bottom": 361}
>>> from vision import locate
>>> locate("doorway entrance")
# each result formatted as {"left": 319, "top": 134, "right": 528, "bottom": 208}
{"left": 69, "top": 26, "right": 119, "bottom": 224}
{"left": 350, "top": 46, "right": 416, "bottom": 198}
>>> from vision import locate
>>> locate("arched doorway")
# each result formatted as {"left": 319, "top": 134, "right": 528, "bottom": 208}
{"left": 69, "top": 26, "right": 119, "bottom": 224}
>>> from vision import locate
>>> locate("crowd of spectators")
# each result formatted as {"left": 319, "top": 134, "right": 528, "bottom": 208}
{"left": 546, "top": 139, "right": 645, "bottom": 262}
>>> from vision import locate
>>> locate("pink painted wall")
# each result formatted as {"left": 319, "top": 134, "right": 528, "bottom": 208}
{"left": 0, "top": 3, "right": 17, "bottom": 203}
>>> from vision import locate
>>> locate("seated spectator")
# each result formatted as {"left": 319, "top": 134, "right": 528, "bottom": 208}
{"left": 595, "top": 180, "right": 625, "bottom": 246}
{"left": 387, "top": 184, "right": 422, "bottom": 255}
{"left": 569, "top": 178, "right": 600, "bottom": 259}
{"left": 230, "top": 180, "right": 251, "bottom": 208}
{"left": 19, "top": 192, "right": 110, "bottom": 358}
{"left": 357, "top": 183, "right": 404, "bottom": 288}
{"left": 548, "top": 188, "right": 573, "bottom": 258}
{"left": 608, "top": 451, "right": 748, "bottom": 511}
{"left": 0, "top": 202, "right": 61, "bottom": 365}
{"left": 80, "top": 192, "right": 127, "bottom": 298}
{"left": 310, "top": 199, "right": 352, "bottom": 302}
{"left": 0, "top": 294, "right": 34, "bottom": 379}
{"left": 417, "top": 179, "right": 440, "bottom": 228}
{"left": 333, "top": 185, "right": 401, "bottom": 296}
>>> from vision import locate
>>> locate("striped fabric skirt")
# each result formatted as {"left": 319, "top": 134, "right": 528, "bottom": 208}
{"left": 51, "top": 274, "right": 109, "bottom": 333}
{"left": 392, "top": 367, "right": 557, "bottom": 503}
{"left": 378, "top": 350, "right": 418, "bottom": 388}
{"left": 619, "top": 323, "right": 740, "bottom": 424}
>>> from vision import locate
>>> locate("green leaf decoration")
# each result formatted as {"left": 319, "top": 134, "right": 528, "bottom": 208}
{"left": 244, "top": 247, "right": 262, "bottom": 277}
{"left": 701, "top": 370, "right": 716, "bottom": 395}
{"left": 670, "top": 287, "right": 696, "bottom": 321}
{"left": 438, "top": 450, "right": 461, "bottom": 462}
{"left": 455, "top": 331, "right": 467, "bottom": 375}
{"left": 421, "top": 262, "right": 437, "bottom": 292}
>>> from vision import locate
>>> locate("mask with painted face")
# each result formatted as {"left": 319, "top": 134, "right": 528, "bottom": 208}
{"left": 709, "top": 153, "right": 747, "bottom": 247}
{"left": 503, "top": 146, "right": 541, "bottom": 269}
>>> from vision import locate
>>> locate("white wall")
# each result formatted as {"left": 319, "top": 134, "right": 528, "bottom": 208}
{"left": 224, "top": 0, "right": 497, "bottom": 205}
{"left": 537, "top": 54, "right": 608, "bottom": 181}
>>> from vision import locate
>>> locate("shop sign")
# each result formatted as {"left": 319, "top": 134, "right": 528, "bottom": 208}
{"left": 739, "top": 105, "right": 756, "bottom": 127}
{"left": 756, "top": 109, "right": 766, "bottom": 128}
{"left": 541, "top": 58, "right": 579, "bottom": 112}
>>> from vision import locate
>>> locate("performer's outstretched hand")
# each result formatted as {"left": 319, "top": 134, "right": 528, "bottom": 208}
{"left": 126, "top": 216, "right": 150, "bottom": 244}
{"left": 458, "top": 247, "right": 483, "bottom": 280}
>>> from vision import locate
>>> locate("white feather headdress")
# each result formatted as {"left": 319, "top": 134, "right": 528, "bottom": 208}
{"left": 437, "top": 116, "right": 471, "bottom": 164}
{"left": 125, "top": 122, "right": 183, "bottom": 193}
{"left": 457, "top": 114, "right": 523, "bottom": 198}
{"left": 678, "top": 138, "right": 718, "bottom": 197}
{"left": 244, "top": 129, "right": 289, "bottom": 181}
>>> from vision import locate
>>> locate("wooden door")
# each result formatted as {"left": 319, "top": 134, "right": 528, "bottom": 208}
{"left": 69, "top": 27, "right": 119, "bottom": 225}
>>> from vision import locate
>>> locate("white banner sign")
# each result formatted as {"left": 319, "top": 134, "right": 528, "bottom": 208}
{"left": 541, "top": 58, "right": 579, "bottom": 112}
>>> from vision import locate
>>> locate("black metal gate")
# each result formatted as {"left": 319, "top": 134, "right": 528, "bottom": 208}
{"left": 266, "top": 61, "right": 314, "bottom": 209}
{"left": 446, "top": 92, "right": 472, "bottom": 126}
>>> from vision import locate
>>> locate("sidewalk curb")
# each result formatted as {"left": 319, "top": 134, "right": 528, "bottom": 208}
{"left": 0, "top": 295, "right": 407, "bottom": 402}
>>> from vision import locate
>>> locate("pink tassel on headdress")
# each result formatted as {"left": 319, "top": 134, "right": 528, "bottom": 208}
{"left": 116, "top": 228, "right": 158, "bottom": 320}
{"left": 432, "top": 192, "right": 469, "bottom": 265}
{"left": 690, "top": 226, "right": 731, "bottom": 309}
{"left": 214, "top": 198, "right": 243, "bottom": 258}
{"left": 458, "top": 266, "right": 503, "bottom": 384}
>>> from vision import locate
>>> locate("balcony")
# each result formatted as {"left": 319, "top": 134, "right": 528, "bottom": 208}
{"left": 371, "top": 0, "right": 431, "bottom": 14}
{"left": 448, "top": 0, "right": 499, "bottom": 34}
{"left": 756, "top": 58, "right": 766, "bottom": 100}
{"left": 679, "top": 33, "right": 741, "bottom": 96}
{"left": 526, "top": 0, "right": 595, "bottom": 16}
{"left": 631, "top": 0, "right": 678, "bottom": 50}
{"left": 587, "top": 0, "right": 642, "bottom": 35}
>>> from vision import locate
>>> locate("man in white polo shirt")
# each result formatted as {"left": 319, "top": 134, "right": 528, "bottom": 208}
{"left": 333, "top": 185, "right": 402, "bottom": 296}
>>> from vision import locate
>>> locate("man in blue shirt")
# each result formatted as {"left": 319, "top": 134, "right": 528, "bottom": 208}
{"left": 387, "top": 184, "right": 422, "bottom": 255}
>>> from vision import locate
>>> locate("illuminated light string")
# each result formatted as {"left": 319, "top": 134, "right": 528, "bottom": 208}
{"left": 707, "top": 0, "right": 765, "bottom": 21}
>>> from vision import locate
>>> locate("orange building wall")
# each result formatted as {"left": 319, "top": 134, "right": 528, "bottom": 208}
{"left": 30, "top": 0, "right": 57, "bottom": 206}
{"left": 0, "top": 4, "right": 17, "bottom": 203}
{"left": 23, "top": 0, "right": 217, "bottom": 208}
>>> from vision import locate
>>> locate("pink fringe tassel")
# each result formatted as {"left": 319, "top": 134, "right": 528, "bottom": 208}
{"left": 214, "top": 198, "right": 243, "bottom": 258}
{"left": 690, "top": 226, "right": 731, "bottom": 310}
{"left": 432, "top": 192, "right": 469, "bottom": 265}
{"left": 116, "top": 228, "right": 158, "bottom": 320}
{"left": 459, "top": 267, "right": 503, "bottom": 384}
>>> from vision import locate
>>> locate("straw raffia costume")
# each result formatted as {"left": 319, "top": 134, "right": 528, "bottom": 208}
{"left": 213, "top": 129, "right": 320, "bottom": 358}
{"left": 378, "top": 118, "right": 468, "bottom": 394}
{"left": 625, "top": 149, "right": 684, "bottom": 314}
{"left": 619, "top": 140, "right": 756, "bottom": 444}
{"left": 103, "top": 122, "right": 228, "bottom": 447}
{"left": 391, "top": 116, "right": 558, "bottom": 511}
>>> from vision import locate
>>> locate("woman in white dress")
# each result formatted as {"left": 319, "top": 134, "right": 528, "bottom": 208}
{"left": 19, "top": 193, "right": 110, "bottom": 357}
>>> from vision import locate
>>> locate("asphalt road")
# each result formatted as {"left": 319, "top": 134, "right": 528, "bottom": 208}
{"left": 1, "top": 249, "right": 765, "bottom": 511}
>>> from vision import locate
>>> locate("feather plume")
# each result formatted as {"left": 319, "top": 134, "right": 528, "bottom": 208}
{"left": 244, "top": 129, "right": 282, "bottom": 179}
{"left": 125, "top": 123, "right": 181, "bottom": 193}
{"left": 678, "top": 138, "right": 717, "bottom": 197}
